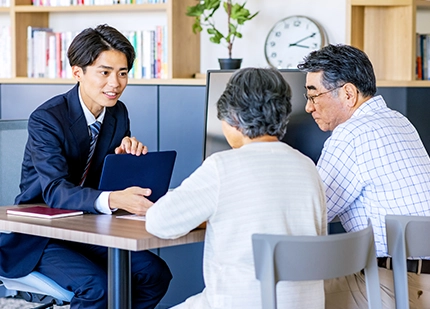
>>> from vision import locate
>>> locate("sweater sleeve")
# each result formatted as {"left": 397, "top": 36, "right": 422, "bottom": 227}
{"left": 146, "top": 156, "right": 219, "bottom": 239}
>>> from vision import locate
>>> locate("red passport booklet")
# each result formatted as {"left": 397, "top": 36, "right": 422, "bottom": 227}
{"left": 7, "top": 206, "right": 83, "bottom": 219}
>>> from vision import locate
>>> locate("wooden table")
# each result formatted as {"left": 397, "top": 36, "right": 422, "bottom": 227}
{"left": 0, "top": 206, "right": 205, "bottom": 309}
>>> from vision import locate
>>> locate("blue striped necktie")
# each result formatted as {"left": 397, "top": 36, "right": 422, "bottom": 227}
{"left": 80, "top": 121, "right": 101, "bottom": 186}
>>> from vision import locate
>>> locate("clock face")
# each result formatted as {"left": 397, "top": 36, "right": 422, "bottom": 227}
{"left": 265, "top": 16, "right": 326, "bottom": 69}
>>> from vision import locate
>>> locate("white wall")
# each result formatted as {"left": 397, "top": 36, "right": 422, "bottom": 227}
{"left": 199, "top": 0, "right": 349, "bottom": 73}
{"left": 45, "top": 0, "right": 350, "bottom": 74}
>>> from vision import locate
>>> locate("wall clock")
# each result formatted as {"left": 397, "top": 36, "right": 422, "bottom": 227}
{"left": 264, "top": 15, "right": 328, "bottom": 69}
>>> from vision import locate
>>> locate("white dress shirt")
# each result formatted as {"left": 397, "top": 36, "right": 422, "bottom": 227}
{"left": 318, "top": 95, "right": 430, "bottom": 256}
{"left": 78, "top": 88, "right": 112, "bottom": 214}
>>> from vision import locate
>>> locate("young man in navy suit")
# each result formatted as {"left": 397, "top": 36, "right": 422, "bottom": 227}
{"left": 0, "top": 24, "right": 172, "bottom": 309}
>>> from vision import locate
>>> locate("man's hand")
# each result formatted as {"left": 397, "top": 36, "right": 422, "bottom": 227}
{"left": 109, "top": 186, "right": 153, "bottom": 216}
{"left": 115, "top": 136, "right": 148, "bottom": 156}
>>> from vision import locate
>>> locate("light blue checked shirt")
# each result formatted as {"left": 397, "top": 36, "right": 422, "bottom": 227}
{"left": 318, "top": 95, "right": 430, "bottom": 256}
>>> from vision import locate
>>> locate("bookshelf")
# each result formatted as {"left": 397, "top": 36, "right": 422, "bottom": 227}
{"left": 1, "top": 0, "right": 200, "bottom": 82}
{"left": 349, "top": 0, "right": 430, "bottom": 86}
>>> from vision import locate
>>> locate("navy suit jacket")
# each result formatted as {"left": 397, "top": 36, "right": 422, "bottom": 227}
{"left": 0, "top": 84, "right": 131, "bottom": 278}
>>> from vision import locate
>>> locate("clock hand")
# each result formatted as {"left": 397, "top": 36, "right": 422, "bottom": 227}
{"left": 293, "top": 44, "right": 310, "bottom": 48}
{"left": 289, "top": 33, "right": 316, "bottom": 47}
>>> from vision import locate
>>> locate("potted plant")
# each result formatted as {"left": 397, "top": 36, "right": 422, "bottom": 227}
{"left": 186, "top": 0, "right": 258, "bottom": 69}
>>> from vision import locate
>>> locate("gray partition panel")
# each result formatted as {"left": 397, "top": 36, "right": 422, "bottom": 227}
{"left": 159, "top": 85, "right": 206, "bottom": 188}
{"left": 120, "top": 85, "right": 158, "bottom": 151}
{"left": 1, "top": 84, "right": 72, "bottom": 119}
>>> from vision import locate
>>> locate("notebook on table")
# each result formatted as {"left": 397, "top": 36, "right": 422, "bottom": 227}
{"left": 7, "top": 206, "right": 83, "bottom": 219}
{"left": 98, "top": 151, "right": 177, "bottom": 203}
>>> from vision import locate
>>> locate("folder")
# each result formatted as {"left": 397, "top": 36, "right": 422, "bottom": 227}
{"left": 98, "top": 151, "right": 177, "bottom": 203}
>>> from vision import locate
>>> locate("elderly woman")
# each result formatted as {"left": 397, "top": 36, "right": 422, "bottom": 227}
{"left": 145, "top": 67, "right": 327, "bottom": 309}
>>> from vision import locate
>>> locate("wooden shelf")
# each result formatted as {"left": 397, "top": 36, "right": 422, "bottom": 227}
{"left": 1, "top": 0, "right": 200, "bottom": 80}
{"left": 0, "top": 77, "right": 206, "bottom": 86}
{"left": 5, "top": 78, "right": 430, "bottom": 88}
{"left": 352, "top": 0, "right": 411, "bottom": 6}
{"left": 348, "top": 0, "right": 430, "bottom": 83}
{"left": 350, "top": 1, "right": 415, "bottom": 82}
{"left": 416, "top": 1, "right": 430, "bottom": 8}
{"left": 377, "top": 80, "right": 430, "bottom": 87}
{"left": 14, "top": 3, "right": 168, "bottom": 12}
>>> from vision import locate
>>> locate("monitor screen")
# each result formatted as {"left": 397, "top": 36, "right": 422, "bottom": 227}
{"left": 203, "top": 69, "right": 331, "bottom": 163}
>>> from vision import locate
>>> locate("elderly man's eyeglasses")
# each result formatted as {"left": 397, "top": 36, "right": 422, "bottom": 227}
{"left": 303, "top": 84, "right": 345, "bottom": 105}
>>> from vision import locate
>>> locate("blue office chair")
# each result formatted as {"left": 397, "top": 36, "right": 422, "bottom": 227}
{"left": 0, "top": 272, "right": 73, "bottom": 308}
{"left": 386, "top": 214, "right": 430, "bottom": 309}
{"left": 0, "top": 119, "right": 74, "bottom": 308}
{"left": 252, "top": 219, "right": 382, "bottom": 309}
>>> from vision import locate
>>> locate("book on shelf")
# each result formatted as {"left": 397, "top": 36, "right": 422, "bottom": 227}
{"left": 125, "top": 27, "right": 167, "bottom": 79}
{"left": 30, "top": 0, "right": 166, "bottom": 6}
{"left": 416, "top": 33, "right": 430, "bottom": 80}
{"left": 27, "top": 27, "right": 77, "bottom": 79}
{"left": 0, "top": 26, "right": 11, "bottom": 78}
{"left": 0, "top": 0, "right": 10, "bottom": 7}
{"left": 7, "top": 206, "right": 83, "bottom": 219}
{"left": 26, "top": 26, "right": 167, "bottom": 80}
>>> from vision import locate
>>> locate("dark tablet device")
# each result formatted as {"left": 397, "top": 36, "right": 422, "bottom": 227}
{"left": 98, "top": 151, "right": 177, "bottom": 202}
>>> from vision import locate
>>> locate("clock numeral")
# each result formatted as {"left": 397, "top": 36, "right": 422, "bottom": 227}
{"left": 275, "top": 31, "right": 282, "bottom": 37}
{"left": 270, "top": 41, "right": 276, "bottom": 47}
{"left": 293, "top": 20, "right": 301, "bottom": 27}
{"left": 283, "top": 22, "right": 290, "bottom": 29}
{"left": 271, "top": 52, "right": 277, "bottom": 58}
{"left": 311, "top": 42, "right": 318, "bottom": 49}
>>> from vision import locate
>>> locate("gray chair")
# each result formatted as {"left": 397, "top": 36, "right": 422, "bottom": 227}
{"left": 386, "top": 214, "right": 430, "bottom": 309}
{"left": 252, "top": 219, "right": 382, "bottom": 309}
{"left": 0, "top": 119, "right": 74, "bottom": 308}
{"left": 0, "top": 119, "right": 28, "bottom": 206}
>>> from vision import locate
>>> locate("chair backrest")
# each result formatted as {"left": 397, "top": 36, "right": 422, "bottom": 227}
{"left": 0, "top": 119, "right": 73, "bottom": 307}
{"left": 252, "top": 219, "right": 381, "bottom": 309}
{"left": 386, "top": 214, "right": 430, "bottom": 309}
{"left": 0, "top": 119, "right": 28, "bottom": 206}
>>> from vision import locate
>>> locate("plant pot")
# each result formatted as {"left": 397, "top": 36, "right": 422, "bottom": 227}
{"left": 218, "top": 58, "right": 242, "bottom": 70}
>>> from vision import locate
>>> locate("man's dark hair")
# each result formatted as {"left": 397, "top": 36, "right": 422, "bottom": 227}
{"left": 217, "top": 67, "right": 292, "bottom": 140}
{"left": 297, "top": 44, "right": 377, "bottom": 97}
{"left": 67, "top": 24, "right": 135, "bottom": 72}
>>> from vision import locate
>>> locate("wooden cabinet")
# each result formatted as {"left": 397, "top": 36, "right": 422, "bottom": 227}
{"left": 349, "top": 0, "right": 430, "bottom": 86}
{"left": 2, "top": 0, "right": 200, "bottom": 80}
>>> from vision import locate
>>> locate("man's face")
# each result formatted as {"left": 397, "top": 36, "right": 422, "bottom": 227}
{"left": 304, "top": 72, "right": 351, "bottom": 132}
{"left": 72, "top": 49, "right": 129, "bottom": 118}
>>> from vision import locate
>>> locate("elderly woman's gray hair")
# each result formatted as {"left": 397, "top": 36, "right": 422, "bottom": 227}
{"left": 217, "top": 67, "right": 292, "bottom": 139}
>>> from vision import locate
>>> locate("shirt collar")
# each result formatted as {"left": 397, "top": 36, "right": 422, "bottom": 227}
{"left": 352, "top": 95, "right": 387, "bottom": 118}
{"left": 78, "top": 86, "right": 106, "bottom": 126}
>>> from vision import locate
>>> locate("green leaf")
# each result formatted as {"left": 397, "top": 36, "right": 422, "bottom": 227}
{"left": 187, "top": 1, "right": 258, "bottom": 49}
{"left": 229, "top": 2, "right": 258, "bottom": 24}
{"left": 192, "top": 21, "right": 203, "bottom": 34}
{"left": 208, "top": 28, "right": 223, "bottom": 44}
{"left": 229, "top": 23, "right": 237, "bottom": 34}
{"left": 186, "top": 4, "right": 205, "bottom": 17}
{"left": 204, "top": 0, "right": 221, "bottom": 10}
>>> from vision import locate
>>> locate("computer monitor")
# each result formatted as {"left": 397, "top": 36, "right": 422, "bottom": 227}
{"left": 203, "top": 69, "right": 331, "bottom": 163}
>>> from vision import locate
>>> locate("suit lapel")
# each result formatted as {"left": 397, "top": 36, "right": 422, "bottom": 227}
{"left": 67, "top": 84, "right": 90, "bottom": 165}
{"left": 91, "top": 108, "right": 117, "bottom": 171}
